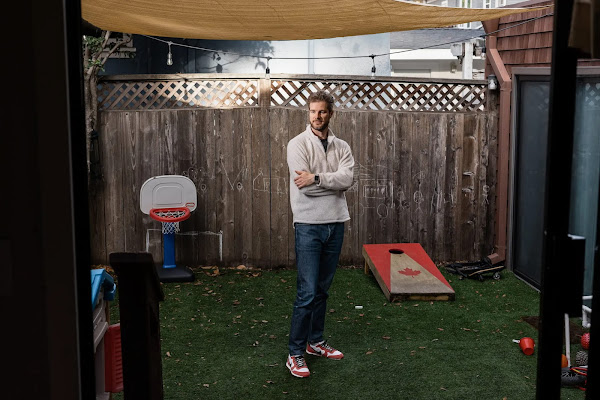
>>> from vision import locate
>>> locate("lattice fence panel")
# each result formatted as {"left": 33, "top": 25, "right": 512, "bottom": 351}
{"left": 271, "top": 80, "right": 487, "bottom": 112}
{"left": 98, "top": 80, "right": 259, "bottom": 110}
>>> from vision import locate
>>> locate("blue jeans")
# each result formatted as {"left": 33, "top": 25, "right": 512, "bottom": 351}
{"left": 288, "top": 222, "right": 345, "bottom": 356}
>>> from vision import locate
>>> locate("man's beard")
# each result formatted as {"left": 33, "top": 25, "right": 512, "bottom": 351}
{"left": 310, "top": 120, "right": 329, "bottom": 132}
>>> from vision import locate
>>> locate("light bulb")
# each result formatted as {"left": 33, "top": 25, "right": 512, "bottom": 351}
{"left": 167, "top": 42, "right": 173, "bottom": 66}
{"left": 370, "top": 55, "right": 376, "bottom": 77}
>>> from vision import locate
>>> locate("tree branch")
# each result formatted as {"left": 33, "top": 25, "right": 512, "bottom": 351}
{"left": 99, "top": 34, "right": 132, "bottom": 69}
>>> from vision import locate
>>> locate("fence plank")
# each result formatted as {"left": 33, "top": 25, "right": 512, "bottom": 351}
{"left": 121, "top": 111, "right": 138, "bottom": 254}
{"left": 378, "top": 112, "right": 396, "bottom": 245}
{"left": 235, "top": 108, "right": 254, "bottom": 267}
{"left": 460, "top": 115, "right": 478, "bottom": 259}
{"left": 269, "top": 107, "right": 290, "bottom": 267}
{"left": 429, "top": 114, "right": 448, "bottom": 261}
{"left": 103, "top": 112, "right": 125, "bottom": 256}
{"left": 411, "top": 114, "right": 430, "bottom": 253}
{"left": 137, "top": 111, "right": 162, "bottom": 262}
{"left": 215, "top": 110, "right": 236, "bottom": 264}
{"left": 89, "top": 114, "right": 109, "bottom": 264}
{"left": 173, "top": 110, "right": 198, "bottom": 266}
{"left": 394, "top": 113, "right": 412, "bottom": 245}
{"left": 337, "top": 110, "right": 360, "bottom": 265}
{"left": 251, "top": 108, "right": 271, "bottom": 266}
{"left": 443, "top": 114, "right": 462, "bottom": 261}
{"left": 194, "top": 109, "right": 219, "bottom": 264}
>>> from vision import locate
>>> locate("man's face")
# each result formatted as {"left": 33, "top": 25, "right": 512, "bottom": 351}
{"left": 309, "top": 101, "right": 333, "bottom": 132}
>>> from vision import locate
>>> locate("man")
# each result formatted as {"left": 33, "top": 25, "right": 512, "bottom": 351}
{"left": 285, "top": 90, "right": 355, "bottom": 378}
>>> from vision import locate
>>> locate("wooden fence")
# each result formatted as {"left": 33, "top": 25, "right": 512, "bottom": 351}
{"left": 90, "top": 74, "right": 498, "bottom": 267}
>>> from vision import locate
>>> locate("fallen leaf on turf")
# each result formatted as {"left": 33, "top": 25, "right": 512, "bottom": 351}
{"left": 382, "top": 336, "right": 391, "bottom": 340}
{"left": 266, "top": 380, "right": 275, "bottom": 384}
{"left": 203, "top": 384, "right": 210, "bottom": 388}
{"left": 441, "top": 387, "right": 447, "bottom": 391}
{"left": 236, "top": 265, "right": 247, "bottom": 270}
{"left": 281, "top": 279, "right": 287, "bottom": 283}
{"left": 366, "top": 351, "right": 373, "bottom": 355}
{"left": 233, "top": 300, "right": 241, "bottom": 305}
{"left": 438, "top": 328, "right": 444, "bottom": 331}
{"left": 166, "top": 352, "right": 171, "bottom": 357}
{"left": 329, "top": 309, "right": 335, "bottom": 313}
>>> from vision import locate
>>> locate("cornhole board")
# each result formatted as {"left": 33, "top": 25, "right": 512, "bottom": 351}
{"left": 362, "top": 243, "right": 455, "bottom": 302}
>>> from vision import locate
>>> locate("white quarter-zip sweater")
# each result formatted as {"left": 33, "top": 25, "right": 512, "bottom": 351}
{"left": 287, "top": 124, "right": 355, "bottom": 224}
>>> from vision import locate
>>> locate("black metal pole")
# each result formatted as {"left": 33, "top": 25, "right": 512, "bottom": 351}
{"left": 536, "top": 0, "right": 579, "bottom": 398}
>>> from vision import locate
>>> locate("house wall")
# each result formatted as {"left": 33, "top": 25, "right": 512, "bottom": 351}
{"left": 489, "top": 0, "right": 600, "bottom": 75}
{"left": 391, "top": 54, "right": 486, "bottom": 79}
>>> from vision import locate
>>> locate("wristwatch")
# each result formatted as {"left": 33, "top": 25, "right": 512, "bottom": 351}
{"left": 314, "top": 175, "right": 320, "bottom": 185}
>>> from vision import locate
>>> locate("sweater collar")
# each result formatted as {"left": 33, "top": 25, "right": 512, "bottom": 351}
{"left": 304, "top": 124, "right": 335, "bottom": 144}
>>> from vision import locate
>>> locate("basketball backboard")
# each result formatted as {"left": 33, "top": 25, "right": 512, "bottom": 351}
{"left": 140, "top": 175, "right": 197, "bottom": 214}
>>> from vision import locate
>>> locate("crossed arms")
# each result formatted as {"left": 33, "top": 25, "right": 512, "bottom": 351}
{"left": 287, "top": 143, "right": 355, "bottom": 197}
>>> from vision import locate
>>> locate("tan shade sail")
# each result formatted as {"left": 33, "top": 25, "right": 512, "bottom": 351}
{"left": 81, "top": 0, "right": 550, "bottom": 40}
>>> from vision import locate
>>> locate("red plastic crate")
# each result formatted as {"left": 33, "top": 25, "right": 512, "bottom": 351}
{"left": 104, "top": 323, "right": 124, "bottom": 393}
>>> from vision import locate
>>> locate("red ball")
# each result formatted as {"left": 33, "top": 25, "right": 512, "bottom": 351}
{"left": 581, "top": 333, "right": 590, "bottom": 350}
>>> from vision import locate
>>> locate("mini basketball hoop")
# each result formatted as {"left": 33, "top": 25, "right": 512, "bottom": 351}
{"left": 140, "top": 175, "right": 197, "bottom": 283}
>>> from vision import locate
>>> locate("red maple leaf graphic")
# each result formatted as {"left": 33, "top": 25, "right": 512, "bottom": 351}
{"left": 398, "top": 268, "right": 421, "bottom": 277}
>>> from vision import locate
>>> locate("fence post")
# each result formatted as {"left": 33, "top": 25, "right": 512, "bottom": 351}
{"left": 259, "top": 78, "right": 271, "bottom": 109}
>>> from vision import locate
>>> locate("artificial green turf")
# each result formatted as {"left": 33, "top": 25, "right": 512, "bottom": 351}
{"left": 109, "top": 267, "right": 586, "bottom": 400}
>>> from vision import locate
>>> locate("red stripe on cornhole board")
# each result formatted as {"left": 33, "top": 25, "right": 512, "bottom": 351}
{"left": 363, "top": 243, "right": 452, "bottom": 290}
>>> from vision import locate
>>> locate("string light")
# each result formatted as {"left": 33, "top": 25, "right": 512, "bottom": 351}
{"left": 370, "top": 55, "right": 376, "bottom": 77}
{"left": 140, "top": 13, "right": 552, "bottom": 71}
{"left": 167, "top": 42, "right": 173, "bottom": 66}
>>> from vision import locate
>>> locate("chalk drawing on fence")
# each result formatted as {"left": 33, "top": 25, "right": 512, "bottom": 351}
{"left": 252, "top": 169, "right": 288, "bottom": 194}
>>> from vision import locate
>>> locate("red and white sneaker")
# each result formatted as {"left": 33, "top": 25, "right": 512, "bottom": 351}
{"left": 286, "top": 354, "right": 310, "bottom": 378}
{"left": 306, "top": 341, "right": 344, "bottom": 359}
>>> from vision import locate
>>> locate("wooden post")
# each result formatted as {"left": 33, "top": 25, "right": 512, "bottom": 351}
{"left": 258, "top": 77, "right": 271, "bottom": 109}
{"left": 110, "top": 252, "right": 165, "bottom": 400}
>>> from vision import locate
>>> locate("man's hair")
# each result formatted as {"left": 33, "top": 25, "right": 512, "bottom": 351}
{"left": 307, "top": 90, "right": 335, "bottom": 112}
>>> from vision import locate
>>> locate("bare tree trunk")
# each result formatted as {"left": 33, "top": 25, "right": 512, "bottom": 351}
{"left": 84, "top": 71, "right": 98, "bottom": 176}
{"left": 82, "top": 31, "right": 130, "bottom": 180}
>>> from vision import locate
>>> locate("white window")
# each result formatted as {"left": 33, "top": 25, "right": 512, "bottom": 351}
{"left": 441, "top": 0, "right": 448, "bottom": 6}
{"left": 484, "top": 0, "right": 492, "bottom": 8}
